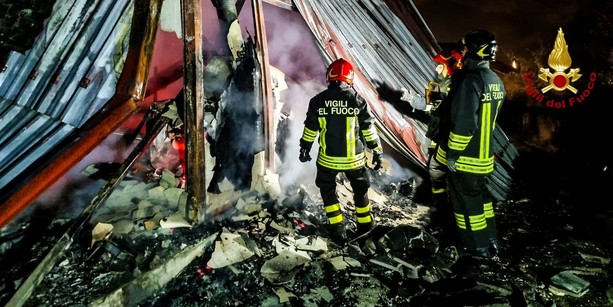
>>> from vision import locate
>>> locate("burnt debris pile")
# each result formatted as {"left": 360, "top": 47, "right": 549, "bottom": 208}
{"left": 1, "top": 145, "right": 612, "bottom": 306}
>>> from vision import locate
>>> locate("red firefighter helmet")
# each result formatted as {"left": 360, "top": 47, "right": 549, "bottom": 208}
{"left": 433, "top": 50, "right": 463, "bottom": 76}
{"left": 326, "top": 58, "right": 355, "bottom": 85}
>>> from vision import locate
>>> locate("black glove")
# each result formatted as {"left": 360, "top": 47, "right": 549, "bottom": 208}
{"left": 374, "top": 80, "right": 403, "bottom": 104}
{"left": 446, "top": 149, "right": 461, "bottom": 172}
{"left": 428, "top": 91, "right": 445, "bottom": 104}
{"left": 299, "top": 147, "right": 312, "bottom": 163}
{"left": 372, "top": 149, "right": 383, "bottom": 170}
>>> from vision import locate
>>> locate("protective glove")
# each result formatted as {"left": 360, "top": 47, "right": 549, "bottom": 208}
{"left": 428, "top": 91, "right": 444, "bottom": 104}
{"left": 372, "top": 149, "right": 383, "bottom": 170}
{"left": 299, "top": 147, "right": 312, "bottom": 163}
{"left": 374, "top": 80, "right": 403, "bottom": 104}
{"left": 399, "top": 87, "right": 417, "bottom": 104}
{"left": 446, "top": 156, "right": 458, "bottom": 172}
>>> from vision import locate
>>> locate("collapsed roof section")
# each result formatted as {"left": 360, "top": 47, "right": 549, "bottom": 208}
{"left": 0, "top": 0, "right": 135, "bottom": 193}
{"left": 0, "top": 0, "right": 438, "bottom": 227}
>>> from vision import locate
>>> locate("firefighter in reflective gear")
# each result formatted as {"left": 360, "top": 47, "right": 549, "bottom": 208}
{"left": 299, "top": 58, "right": 383, "bottom": 245}
{"left": 374, "top": 48, "right": 463, "bottom": 238}
{"left": 423, "top": 48, "right": 464, "bottom": 237}
{"left": 435, "top": 30, "right": 505, "bottom": 259}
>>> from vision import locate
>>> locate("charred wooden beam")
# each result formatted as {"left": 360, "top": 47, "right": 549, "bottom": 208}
{"left": 252, "top": 0, "right": 275, "bottom": 170}
{"left": 181, "top": 0, "right": 206, "bottom": 223}
{"left": 91, "top": 233, "right": 217, "bottom": 306}
{"left": 0, "top": 0, "right": 164, "bottom": 229}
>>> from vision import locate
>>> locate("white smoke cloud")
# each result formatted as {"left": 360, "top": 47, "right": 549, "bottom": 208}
{"left": 277, "top": 79, "right": 325, "bottom": 190}
{"left": 35, "top": 134, "right": 135, "bottom": 218}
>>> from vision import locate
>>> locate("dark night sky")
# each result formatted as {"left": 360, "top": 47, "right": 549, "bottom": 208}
{"left": 412, "top": 0, "right": 608, "bottom": 63}
{"left": 413, "top": 0, "right": 612, "bottom": 168}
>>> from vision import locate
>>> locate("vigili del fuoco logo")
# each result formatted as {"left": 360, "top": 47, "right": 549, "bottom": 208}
{"left": 523, "top": 28, "right": 597, "bottom": 108}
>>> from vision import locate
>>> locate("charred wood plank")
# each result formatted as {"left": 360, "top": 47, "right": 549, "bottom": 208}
{"left": 91, "top": 233, "right": 217, "bottom": 306}
{"left": 181, "top": 0, "right": 207, "bottom": 223}
{"left": 252, "top": 0, "right": 275, "bottom": 170}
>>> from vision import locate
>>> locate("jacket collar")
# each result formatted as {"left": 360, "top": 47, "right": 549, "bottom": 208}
{"left": 328, "top": 81, "right": 352, "bottom": 90}
{"left": 463, "top": 58, "right": 491, "bottom": 70}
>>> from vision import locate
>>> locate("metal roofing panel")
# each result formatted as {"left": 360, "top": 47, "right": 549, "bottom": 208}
{"left": 16, "top": 0, "right": 103, "bottom": 111}
{"left": 0, "top": 105, "right": 76, "bottom": 187}
{"left": 40, "top": 0, "right": 131, "bottom": 119}
{"left": 0, "top": 0, "right": 133, "bottom": 191}
{"left": 0, "top": 0, "right": 79, "bottom": 105}
{"left": 0, "top": 125, "right": 75, "bottom": 189}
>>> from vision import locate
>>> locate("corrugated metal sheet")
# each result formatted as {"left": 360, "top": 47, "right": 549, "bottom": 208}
{"left": 0, "top": 0, "right": 133, "bottom": 191}
{"left": 294, "top": 0, "right": 439, "bottom": 169}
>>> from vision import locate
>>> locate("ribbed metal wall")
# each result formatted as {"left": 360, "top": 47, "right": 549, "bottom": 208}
{"left": 0, "top": 0, "right": 133, "bottom": 190}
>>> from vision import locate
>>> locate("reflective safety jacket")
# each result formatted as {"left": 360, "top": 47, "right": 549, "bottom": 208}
{"left": 300, "top": 82, "right": 382, "bottom": 171}
{"left": 435, "top": 60, "right": 505, "bottom": 175}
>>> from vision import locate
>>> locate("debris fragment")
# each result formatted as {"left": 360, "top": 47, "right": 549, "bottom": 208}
{"left": 207, "top": 231, "right": 256, "bottom": 269}
{"left": 91, "top": 223, "right": 113, "bottom": 248}
{"left": 159, "top": 212, "right": 192, "bottom": 229}
{"left": 549, "top": 270, "right": 590, "bottom": 297}
{"left": 328, "top": 256, "right": 361, "bottom": 270}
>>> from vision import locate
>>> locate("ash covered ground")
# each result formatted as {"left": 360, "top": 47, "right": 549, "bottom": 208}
{"left": 1, "top": 145, "right": 612, "bottom": 307}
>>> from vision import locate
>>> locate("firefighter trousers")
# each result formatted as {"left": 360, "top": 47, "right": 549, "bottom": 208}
{"left": 427, "top": 153, "right": 456, "bottom": 234}
{"left": 428, "top": 149, "right": 448, "bottom": 196}
{"left": 315, "top": 165, "right": 373, "bottom": 230}
{"left": 448, "top": 171, "right": 497, "bottom": 251}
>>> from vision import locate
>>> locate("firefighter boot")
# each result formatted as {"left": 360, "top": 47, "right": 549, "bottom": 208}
{"left": 354, "top": 222, "right": 376, "bottom": 255}
{"left": 489, "top": 238, "right": 500, "bottom": 257}
{"left": 356, "top": 221, "right": 373, "bottom": 237}
{"left": 470, "top": 247, "right": 491, "bottom": 261}
{"left": 325, "top": 223, "right": 348, "bottom": 247}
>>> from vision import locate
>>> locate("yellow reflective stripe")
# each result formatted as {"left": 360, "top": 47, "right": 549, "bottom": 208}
{"left": 318, "top": 117, "right": 327, "bottom": 153}
{"left": 456, "top": 164, "right": 494, "bottom": 174}
{"left": 317, "top": 153, "right": 366, "bottom": 170}
{"left": 456, "top": 156, "right": 495, "bottom": 174}
{"left": 493, "top": 101, "right": 503, "bottom": 130}
{"left": 318, "top": 153, "right": 365, "bottom": 163}
{"left": 362, "top": 126, "right": 379, "bottom": 142}
{"left": 448, "top": 132, "right": 471, "bottom": 151}
{"left": 469, "top": 213, "right": 487, "bottom": 231}
{"left": 455, "top": 213, "right": 466, "bottom": 229}
{"left": 435, "top": 146, "right": 447, "bottom": 165}
{"left": 450, "top": 132, "right": 472, "bottom": 143}
{"left": 329, "top": 214, "right": 344, "bottom": 224}
{"left": 347, "top": 117, "right": 356, "bottom": 157}
{"left": 484, "top": 202, "right": 494, "bottom": 218}
{"left": 355, "top": 203, "right": 371, "bottom": 214}
{"left": 357, "top": 215, "right": 372, "bottom": 223}
{"left": 325, "top": 203, "right": 341, "bottom": 213}
{"left": 458, "top": 155, "right": 494, "bottom": 165}
{"left": 436, "top": 145, "right": 494, "bottom": 174}
{"left": 432, "top": 187, "right": 447, "bottom": 194}
{"left": 480, "top": 102, "right": 492, "bottom": 159}
{"left": 301, "top": 127, "right": 317, "bottom": 142}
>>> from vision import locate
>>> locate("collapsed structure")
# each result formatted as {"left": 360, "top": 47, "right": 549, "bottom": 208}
{"left": 0, "top": 0, "right": 530, "bottom": 306}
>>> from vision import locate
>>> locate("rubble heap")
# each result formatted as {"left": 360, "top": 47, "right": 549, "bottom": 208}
{"left": 1, "top": 147, "right": 612, "bottom": 306}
